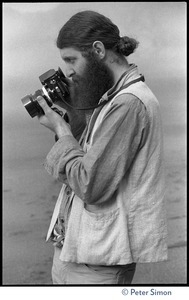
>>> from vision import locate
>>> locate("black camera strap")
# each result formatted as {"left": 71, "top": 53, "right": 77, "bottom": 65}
{"left": 62, "top": 75, "right": 145, "bottom": 111}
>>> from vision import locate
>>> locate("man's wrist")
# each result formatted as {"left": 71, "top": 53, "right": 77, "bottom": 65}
{"left": 55, "top": 123, "right": 72, "bottom": 139}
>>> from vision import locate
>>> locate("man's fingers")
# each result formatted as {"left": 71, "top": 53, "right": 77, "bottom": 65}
{"left": 37, "top": 96, "right": 51, "bottom": 114}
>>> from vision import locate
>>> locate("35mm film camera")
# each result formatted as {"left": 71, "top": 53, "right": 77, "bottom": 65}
{"left": 21, "top": 68, "right": 70, "bottom": 118}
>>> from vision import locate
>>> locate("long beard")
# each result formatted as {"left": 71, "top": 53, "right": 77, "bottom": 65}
{"left": 70, "top": 53, "right": 114, "bottom": 113}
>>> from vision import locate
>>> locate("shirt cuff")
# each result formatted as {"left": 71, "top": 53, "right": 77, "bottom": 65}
{"left": 44, "top": 135, "right": 83, "bottom": 178}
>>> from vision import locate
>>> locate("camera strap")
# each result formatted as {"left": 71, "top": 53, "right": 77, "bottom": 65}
{"left": 70, "top": 74, "right": 145, "bottom": 111}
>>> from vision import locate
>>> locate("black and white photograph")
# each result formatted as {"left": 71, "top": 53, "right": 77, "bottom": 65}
{"left": 2, "top": 2, "right": 186, "bottom": 289}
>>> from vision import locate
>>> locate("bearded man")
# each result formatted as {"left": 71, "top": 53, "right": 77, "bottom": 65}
{"left": 37, "top": 10, "right": 168, "bottom": 285}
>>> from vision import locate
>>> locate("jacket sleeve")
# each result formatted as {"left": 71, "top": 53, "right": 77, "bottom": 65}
{"left": 44, "top": 94, "right": 149, "bottom": 204}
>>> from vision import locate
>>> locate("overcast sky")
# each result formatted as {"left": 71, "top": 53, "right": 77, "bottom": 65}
{"left": 3, "top": 2, "right": 186, "bottom": 127}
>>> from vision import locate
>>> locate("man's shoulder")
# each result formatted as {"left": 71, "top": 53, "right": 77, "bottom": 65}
{"left": 110, "top": 92, "right": 146, "bottom": 112}
{"left": 115, "top": 81, "right": 159, "bottom": 108}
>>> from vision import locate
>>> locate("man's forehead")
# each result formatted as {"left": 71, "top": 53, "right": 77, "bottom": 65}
{"left": 60, "top": 47, "right": 82, "bottom": 59}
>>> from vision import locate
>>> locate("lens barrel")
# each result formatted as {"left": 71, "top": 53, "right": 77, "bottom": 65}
{"left": 21, "top": 90, "right": 45, "bottom": 118}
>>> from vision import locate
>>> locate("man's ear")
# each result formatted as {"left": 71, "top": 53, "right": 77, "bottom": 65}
{"left": 92, "top": 41, "right": 106, "bottom": 59}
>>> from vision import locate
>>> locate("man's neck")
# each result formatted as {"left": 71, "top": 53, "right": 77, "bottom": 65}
{"left": 105, "top": 51, "right": 130, "bottom": 85}
{"left": 112, "top": 59, "right": 131, "bottom": 84}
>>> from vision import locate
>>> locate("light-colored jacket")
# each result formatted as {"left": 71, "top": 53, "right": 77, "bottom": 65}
{"left": 46, "top": 78, "right": 168, "bottom": 265}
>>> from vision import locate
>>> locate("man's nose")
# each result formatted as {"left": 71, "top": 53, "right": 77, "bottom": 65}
{"left": 65, "top": 67, "right": 75, "bottom": 78}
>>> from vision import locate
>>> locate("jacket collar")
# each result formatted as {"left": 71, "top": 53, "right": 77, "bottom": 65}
{"left": 99, "top": 64, "right": 140, "bottom": 104}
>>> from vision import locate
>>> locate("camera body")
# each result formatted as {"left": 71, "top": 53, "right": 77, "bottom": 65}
{"left": 21, "top": 68, "right": 69, "bottom": 118}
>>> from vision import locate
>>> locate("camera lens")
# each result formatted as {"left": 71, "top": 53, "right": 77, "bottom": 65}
{"left": 21, "top": 90, "right": 44, "bottom": 118}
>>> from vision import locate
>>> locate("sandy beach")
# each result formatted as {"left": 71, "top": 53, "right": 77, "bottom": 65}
{"left": 2, "top": 117, "right": 186, "bottom": 285}
{"left": 3, "top": 121, "right": 61, "bottom": 285}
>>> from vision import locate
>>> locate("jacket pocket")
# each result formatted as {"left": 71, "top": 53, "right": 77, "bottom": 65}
{"left": 81, "top": 207, "right": 120, "bottom": 230}
{"left": 77, "top": 207, "right": 130, "bottom": 265}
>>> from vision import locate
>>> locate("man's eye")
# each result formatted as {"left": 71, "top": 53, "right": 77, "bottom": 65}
{"left": 66, "top": 58, "right": 75, "bottom": 63}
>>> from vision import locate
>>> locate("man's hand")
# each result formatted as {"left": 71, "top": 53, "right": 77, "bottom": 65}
{"left": 37, "top": 96, "right": 73, "bottom": 139}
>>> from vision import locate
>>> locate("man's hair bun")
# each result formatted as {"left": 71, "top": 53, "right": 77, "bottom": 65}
{"left": 116, "top": 36, "right": 139, "bottom": 56}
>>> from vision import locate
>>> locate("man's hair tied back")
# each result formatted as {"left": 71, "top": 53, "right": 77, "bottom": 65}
{"left": 56, "top": 10, "right": 139, "bottom": 57}
{"left": 116, "top": 36, "right": 139, "bottom": 57}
